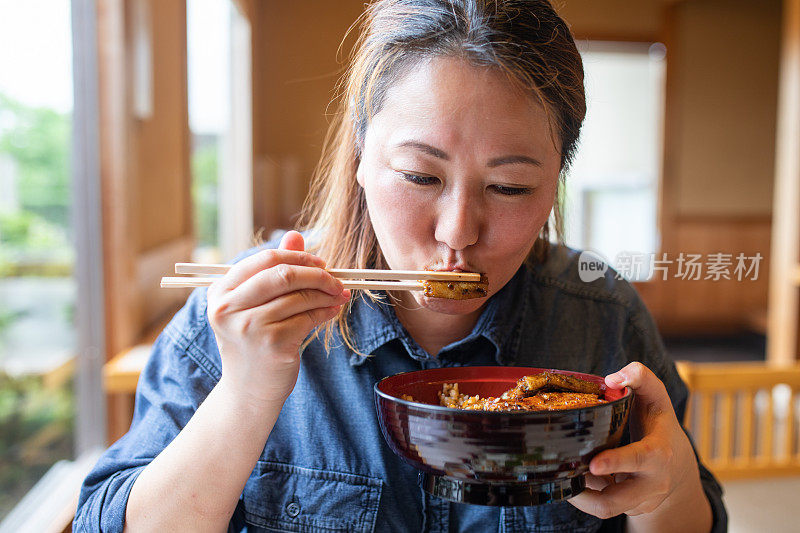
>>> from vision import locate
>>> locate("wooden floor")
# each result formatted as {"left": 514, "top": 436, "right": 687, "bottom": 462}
{"left": 723, "top": 476, "right": 800, "bottom": 533}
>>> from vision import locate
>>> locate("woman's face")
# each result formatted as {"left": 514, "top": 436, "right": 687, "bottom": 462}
{"left": 357, "top": 55, "right": 562, "bottom": 315}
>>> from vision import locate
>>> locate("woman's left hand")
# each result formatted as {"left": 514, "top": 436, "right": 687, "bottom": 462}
{"left": 569, "top": 362, "right": 712, "bottom": 532}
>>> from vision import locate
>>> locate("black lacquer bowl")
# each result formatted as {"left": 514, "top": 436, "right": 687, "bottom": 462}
{"left": 374, "top": 366, "right": 633, "bottom": 506}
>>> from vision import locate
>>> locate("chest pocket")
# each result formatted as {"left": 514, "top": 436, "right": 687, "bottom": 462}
{"left": 240, "top": 461, "right": 383, "bottom": 533}
{"left": 504, "top": 502, "right": 602, "bottom": 532}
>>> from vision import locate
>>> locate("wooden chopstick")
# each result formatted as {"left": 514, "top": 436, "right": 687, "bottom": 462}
{"left": 161, "top": 276, "right": 220, "bottom": 288}
{"left": 174, "top": 263, "right": 229, "bottom": 275}
{"left": 174, "top": 263, "right": 480, "bottom": 281}
{"left": 160, "top": 276, "right": 425, "bottom": 291}
{"left": 328, "top": 269, "right": 478, "bottom": 281}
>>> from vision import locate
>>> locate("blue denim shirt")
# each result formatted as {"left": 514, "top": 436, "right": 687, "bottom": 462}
{"left": 75, "top": 244, "right": 726, "bottom": 532}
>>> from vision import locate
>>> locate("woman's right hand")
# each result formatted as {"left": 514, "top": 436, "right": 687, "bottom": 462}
{"left": 206, "top": 230, "right": 350, "bottom": 406}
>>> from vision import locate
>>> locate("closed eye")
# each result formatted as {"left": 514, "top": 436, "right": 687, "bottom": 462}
{"left": 489, "top": 184, "right": 532, "bottom": 196}
{"left": 399, "top": 172, "right": 531, "bottom": 196}
{"left": 399, "top": 172, "right": 440, "bottom": 186}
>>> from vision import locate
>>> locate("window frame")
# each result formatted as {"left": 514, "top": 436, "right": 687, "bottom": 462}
{"left": 71, "top": 0, "right": 107, "bottom": 453}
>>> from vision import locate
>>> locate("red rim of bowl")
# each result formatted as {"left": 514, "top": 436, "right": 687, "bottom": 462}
{"left": 374, "top": 367, "right": 634, "bottom": 416}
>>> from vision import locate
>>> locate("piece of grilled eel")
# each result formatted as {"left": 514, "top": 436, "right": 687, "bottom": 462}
{"left": 502, "top": 371, "right": 602, "bottom": 400}
{"left": 422, "top": 274, "right": 489, "bottom": 300}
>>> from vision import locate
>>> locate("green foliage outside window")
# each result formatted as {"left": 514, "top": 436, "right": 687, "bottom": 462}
{"left": 0, "top": 372, "right": 74, "bottom": 518}
{"left": 0, "top": 93, "right": 73, "bottom": 276}
{"left": 0, "top": 92, "right": 76, "bottom": 518}
{"left": 0, "top": 93, "right": 71, "bottom": 229}
{"left": 191, "top": 141, "right": 219, "bottom": 248}
{"left": 0, "top": 210, "right": 64, "bottom": 249}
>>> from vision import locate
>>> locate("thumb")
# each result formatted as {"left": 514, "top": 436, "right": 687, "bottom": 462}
{"left": 605, "top": 362, "right": 670, "bottom": 408}
{"left": 606, "top": 362, "right": 675, "bottom": 437}
{"left": 279, "top": 230, "right": 305, "bottom": 252}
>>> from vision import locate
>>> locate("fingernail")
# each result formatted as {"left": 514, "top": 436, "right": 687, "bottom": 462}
{"left": 592, "top": 459, "right": 608, "bottom": 475}
{"left": 607, "top": 372, "right": 625, "bottom": 386}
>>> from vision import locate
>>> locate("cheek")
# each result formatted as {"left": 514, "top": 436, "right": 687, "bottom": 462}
{"left": 365, "top": 175, "right": 432, "bottom": 250}
{"left": 485, "top": 187, "right": 556, "bottom": 255}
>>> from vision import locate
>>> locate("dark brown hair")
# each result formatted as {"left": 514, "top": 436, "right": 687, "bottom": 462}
{"left": 297, "top": 0, "right": 586, "bottom": 353}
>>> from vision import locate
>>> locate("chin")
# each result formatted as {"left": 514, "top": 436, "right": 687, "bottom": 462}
{"left": 417, "top": 294, "right": 489, "bottom": 315}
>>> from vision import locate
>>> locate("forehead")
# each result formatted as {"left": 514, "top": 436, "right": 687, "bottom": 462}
{"left": 368, "top": 55, "right": 559, "bottom": 157}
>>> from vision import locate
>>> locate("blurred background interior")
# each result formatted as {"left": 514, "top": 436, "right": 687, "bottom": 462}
{"left": 0, "top": 0, "right": 799, "bottom": 531}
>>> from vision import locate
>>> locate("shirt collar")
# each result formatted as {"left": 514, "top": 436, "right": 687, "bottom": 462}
{"left": 345, "top": 266, "right": 532, "bottom": 367}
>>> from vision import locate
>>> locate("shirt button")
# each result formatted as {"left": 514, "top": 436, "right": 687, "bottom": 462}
{"left": 285, "top": 502, "right": 301, "bottom": 518}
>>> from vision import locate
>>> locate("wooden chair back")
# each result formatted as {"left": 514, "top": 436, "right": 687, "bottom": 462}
{"left": 676, "top": 361, "right": 800, "bottom": 480}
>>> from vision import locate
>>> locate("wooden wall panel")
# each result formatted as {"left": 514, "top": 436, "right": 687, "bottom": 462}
{"left": 98, "top": 0, "right": 137, "bottom": 361}
{"left": 641, "top": 0, "right": 780, "bottom": 336}
{"left": 132, "top": 0, "right": 192, "bottom": 252}
{"left": 97, "top": 0, "right": 194, "bottom": 443}
{"left": 250, "top": 0, "right": 366, "bottom": 232}
{"left": 636, "top": 216, "right": 771, "bottom": 335}
{"left": 557, "top": 0, "right": 664, "bottom": 41}
{"left": 767, "top": 0, "right": 800, "bottom": 364}
{"left": 669, "top": 0, "right": 781, "bottom": 217}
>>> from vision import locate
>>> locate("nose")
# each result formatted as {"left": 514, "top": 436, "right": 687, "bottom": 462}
{"left": 434, "top": 189, "right": 480, "bottom": 251}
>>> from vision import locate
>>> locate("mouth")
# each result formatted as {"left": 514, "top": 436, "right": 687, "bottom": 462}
{"left": 429, "top": 264, "right": 475, "bottom": 273}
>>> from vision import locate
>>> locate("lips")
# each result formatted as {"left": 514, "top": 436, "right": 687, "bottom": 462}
{"left": 429, "top": 264, "right": 473, "bottom": 272}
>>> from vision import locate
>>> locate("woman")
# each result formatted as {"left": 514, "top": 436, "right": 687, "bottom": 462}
{"left": 76, "top": 1, "right": 726, "bottom": 531}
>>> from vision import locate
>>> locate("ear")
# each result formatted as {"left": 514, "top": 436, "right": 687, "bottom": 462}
{"left": 355, "top": 157, "right": 365, "bottom": 188}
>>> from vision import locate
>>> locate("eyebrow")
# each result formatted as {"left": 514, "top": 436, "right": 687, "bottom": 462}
{"left": 397, "top": 140, "right": 449, "bottom": 160}
{"left": 396, "top": 140, "right": 542, "bottom": 168}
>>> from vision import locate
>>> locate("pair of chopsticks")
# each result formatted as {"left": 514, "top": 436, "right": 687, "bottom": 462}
{"left": 161, "top": 263, "right": 481, "bottom": 292}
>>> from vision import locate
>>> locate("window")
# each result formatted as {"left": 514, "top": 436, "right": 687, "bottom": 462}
{"left": 0, "top": 0, "right": 76, "bottom": 519}
{"left": 564, "top": 41, "right": 667, "bottom": 279}
{"left": 187, "top": 0, "right": 253, "bottom": 264}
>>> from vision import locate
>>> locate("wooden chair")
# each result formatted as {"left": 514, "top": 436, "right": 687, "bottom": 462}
{"left": 676, "top": 361, "right": 800, "bottom": 480}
